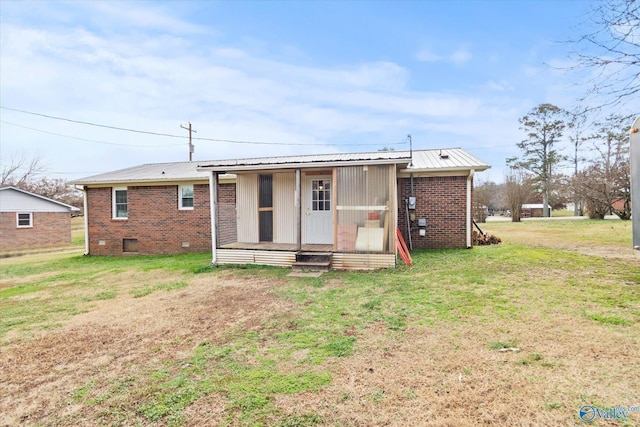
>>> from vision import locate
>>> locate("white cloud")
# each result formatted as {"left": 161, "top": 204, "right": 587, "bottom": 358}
{"left": 415, "top": 46, "right": 472, "bottom": 64}
{"left": 414, "top": 48, "right": 442, "bottom": 62}
{"left": 450, "top": 48, "right": 472, "bottom": 64}
{"left": 1, "top": 2, "right": 524, "bottom": 180}
{"left": 485, "top": 80, "right": 514, "bottom": 92}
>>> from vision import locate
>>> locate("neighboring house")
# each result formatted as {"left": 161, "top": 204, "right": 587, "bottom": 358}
{"left": 72, "top": 148, "right": 489, "bottom": 269}
{"left": 522, "top": 204, "right": 551, "bottom": 218}
{"left": 611, "top": 198, "right": 630, "bottom": 213}
{"left": 0, "top": 186, "right": 80, "bottom": 251}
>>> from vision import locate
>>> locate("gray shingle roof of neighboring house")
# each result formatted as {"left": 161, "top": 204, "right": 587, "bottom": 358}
{"left": 72, "top": 148, "right": 489, "bottom": 185}
{"left": 0, "top": 186, "right": 80, "bottom": 212}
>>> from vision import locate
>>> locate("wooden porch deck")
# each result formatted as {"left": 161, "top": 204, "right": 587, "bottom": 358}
{"left": 219, "top": 242, "right": 333, "bottom": 252}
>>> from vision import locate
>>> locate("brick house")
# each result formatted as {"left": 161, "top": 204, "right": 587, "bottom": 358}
{"left": 0, "top": 186, "right": 80, "bottom": 251}
{"left": 73, "top": 148, "right": 489, "bottom": 269}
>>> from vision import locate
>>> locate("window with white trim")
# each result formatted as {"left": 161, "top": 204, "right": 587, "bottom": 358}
{"left": 178, "top": 185, "right": 194, "bottom": 210}
{"left": 113, "top": 187, "right": 128, "bottom": 219}
{"left": 17, "top": 212, "right": 33, "bottom": 228}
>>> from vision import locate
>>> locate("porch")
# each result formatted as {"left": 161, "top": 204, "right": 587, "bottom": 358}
{"left": 220, "top": 242, "right": 333, "bottom": 252}
{"left": 217, "top": 242, "right": 396, "bottom": 270}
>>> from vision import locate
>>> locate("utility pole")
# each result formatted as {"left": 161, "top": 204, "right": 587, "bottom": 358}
{"left": 180, "top": 122, "right": 197, "bottom": 161}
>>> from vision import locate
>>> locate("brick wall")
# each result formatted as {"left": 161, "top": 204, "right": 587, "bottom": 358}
{"left": 86, "top": 183, "right": 238, "bottom": 256}
{"left": 87, "top": 184, "right": 211, "bottom": 255}
{"left": 397, "top": 175, "right": 470, "bottom": 249}
{"left": 0, "top": 211, "right": 72, "bottom": 251}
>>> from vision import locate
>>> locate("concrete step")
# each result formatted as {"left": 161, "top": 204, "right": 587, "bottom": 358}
{"left": 291, "top": 261, "right": 331, "bottom": 272}
{"left": 296, "top": 252, "right": 332, "bottom": 263}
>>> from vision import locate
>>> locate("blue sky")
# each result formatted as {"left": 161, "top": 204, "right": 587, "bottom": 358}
{"left": 0, "top": 0, "right": 627, "bottom": 182}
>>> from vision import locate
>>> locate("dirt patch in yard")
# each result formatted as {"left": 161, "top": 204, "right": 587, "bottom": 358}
{"left": 0, "top": 271, "right": 294, "bottom": 426}
{"left": 275, "top": 316, "right": 640, "bottom": 426}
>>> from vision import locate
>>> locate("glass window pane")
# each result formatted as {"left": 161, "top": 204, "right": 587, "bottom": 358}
{"left": 182, "top": 186, "right": 194, "bottom": 198}
{"left": 115, "top": 190, "right": 127, "bottom": 203}
{"left": 259, "top": 175, "right": 273, "bottom": 208}
{"left": 18, "top": 213, "right": 31, "bottom": 226}
{"left": 114, "top": 189, "right": 128, "bottom": 217}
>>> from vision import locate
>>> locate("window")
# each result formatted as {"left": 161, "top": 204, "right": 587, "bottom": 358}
{"left": 113, "top": 187, "right": 128, "bottom": 219}
{"left": 17, "top": 212, "right": 33, "bottom": 228}
{"left": 179, "top": 185, "right": 194, "bottom": 210}
{"left": 312, "top": 179, "right": 331, "bottom": 211}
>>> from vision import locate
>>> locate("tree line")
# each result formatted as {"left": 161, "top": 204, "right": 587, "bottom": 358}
{"left": 1, "top": 154, "right": 83, "bottom": 210}
{"left": 475, "top": 105, "right": 633, "bottom": 222}
{"left": 475, "top": 0, "right": 638, "bottom": 223}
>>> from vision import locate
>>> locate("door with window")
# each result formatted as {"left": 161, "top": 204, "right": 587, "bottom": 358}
{"left": 305, "top": 176, "right": 333, "bottom": 244}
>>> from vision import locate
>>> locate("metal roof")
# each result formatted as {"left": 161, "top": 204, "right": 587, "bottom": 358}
{"left": 197, "top": 150, "right": 413, "bottom": 172}
{"left": 72, "top": 148, "right": 489, "bottom": 185}
{"left": 197, "top": 148, "right": 489, "bottom": 173}
{"left": 403, "top": 148, "right": 490, "bottom": 172}
{"left": 71, "top": 161, "right": 223, "bottom": 185}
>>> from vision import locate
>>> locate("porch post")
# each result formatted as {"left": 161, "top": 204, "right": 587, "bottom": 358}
{"left": 209, "top": 171, "right": 218, "bottom": 265}
{"left": 466, "top": 169, "right": 474, "bottom": 248}
{"left": 295, "top": 169, "right": 301, "bottom": 251}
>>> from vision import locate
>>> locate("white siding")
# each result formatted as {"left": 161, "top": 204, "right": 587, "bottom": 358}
{"left": 217, "top": 249, "right": 296, "bottom": 267}
{"left": 236, "top": 174, "right": 258, "bottom": 243}
{"left": 273, "top": 172, "right": 296, "bottom": 244}
{"left": 0, "top": 189, "right": 72, "bottom": 212}
{"left": 332, "top": 253, "right": 396, "bottom": 270}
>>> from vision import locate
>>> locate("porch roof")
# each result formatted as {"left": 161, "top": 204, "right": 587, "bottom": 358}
{"left": 197, "top": 148, "right": 489, "bottom": 173}
{"left": 197, "top": 151, "right": 412, "bottom": 172}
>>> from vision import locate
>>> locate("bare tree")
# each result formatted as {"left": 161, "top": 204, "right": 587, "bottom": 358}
{"left": 504, "top": 169, "right": 533, "bottom": 223}
{"left": 472, "top": 179, "right": 497, "bottom": 223}
{"left": 1, "top": 152, "right": 82, "bottom": 209}
{"left": 1, "top": 153, "right": 46, "bottom": 186}
{"left": 507, "top": 103, "right": 567, "bottom": 217}
{"left": 576, "top": 114, "right": 632, "bottom": 219}
{"left": 567, "top": 0, "right": 640, "bottom": 108}
{"left": 567, "top": 107, "right": 590, "bottom": 215}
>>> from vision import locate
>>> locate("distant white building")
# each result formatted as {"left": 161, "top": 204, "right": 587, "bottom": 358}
{"left": 522, "top": 204, "right": 551, "bottom": 218}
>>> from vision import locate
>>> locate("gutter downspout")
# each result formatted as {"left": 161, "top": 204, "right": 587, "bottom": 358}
{"left": 76, "top": 185, "right": 89, "bottom": 256}
{"left": 466, "top": 169, "right": 475, "bottom": 248}
{"left": 209, "top": 171, "right": 218, "bottom": 266}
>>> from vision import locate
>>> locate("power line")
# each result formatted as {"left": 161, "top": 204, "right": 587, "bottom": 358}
{"left": 1, "top": 106, "right": 186, "bottom": 139}
{"left": 1, "top": 105, "right": 408, "bottom": 147}
{"left": 0, "top": 121, "right": 184, "bottom": 147}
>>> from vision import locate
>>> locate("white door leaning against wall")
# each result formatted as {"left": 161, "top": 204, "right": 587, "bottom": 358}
{"left": 305, "top": 176, "right": 333, "bottom": 244}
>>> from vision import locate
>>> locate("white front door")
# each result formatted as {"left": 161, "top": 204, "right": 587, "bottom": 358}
{"left": 305, "top": 176, "right": 333, "bottom": 244}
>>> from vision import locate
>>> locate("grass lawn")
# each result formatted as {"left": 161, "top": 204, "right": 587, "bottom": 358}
{"left": 0, "top": 219, "right": 638, "bottom": 426}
